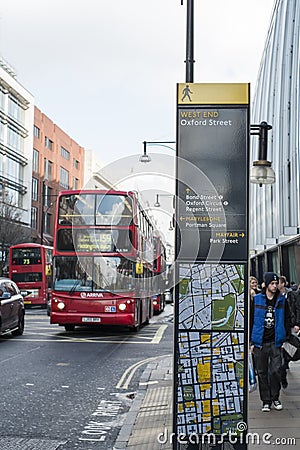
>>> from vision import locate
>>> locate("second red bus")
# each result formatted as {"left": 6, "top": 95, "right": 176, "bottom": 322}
{"left": 9, "top": 243, "right": 53, "bottom": 307}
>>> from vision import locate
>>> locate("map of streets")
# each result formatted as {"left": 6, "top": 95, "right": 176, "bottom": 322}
{"left": 178, "top": 263, "right": 245, "bottom": 330}
{"left": 176, "top": 263, "right": 246, "bottom": 435}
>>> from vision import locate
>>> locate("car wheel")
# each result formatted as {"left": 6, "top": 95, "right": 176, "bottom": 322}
{"left": 12, "top": 313, "right": 25, "bottom": 336}
{"left": 64, "top": 325, "right": 75, "bottom": 332}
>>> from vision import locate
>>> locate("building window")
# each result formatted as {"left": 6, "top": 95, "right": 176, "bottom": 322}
{"left": 0, "top": 88, "right": 5, "bottom": 111}
{"left": 33, "top": 148, "right": 39, "bottom": 172}
{"left": 6, "top": 157, "right": 22, "bottom": 185}
{"left": 45, "top": 136, "right": 53, "bottom": 150}
{"left": 7, "top": 127, "right": 22, "bottom": 151}
{"left": 32, "top": 178, "right": 38, "bottom": 201}
{"left": 44, "top": 159, "right": 53, "bottom": 180}
{"left": 60, "top": 167, "right": 69, "bottom": 189}
{"left": 34, "top": 125, "right": 40, "bottom": 139}
{"left": 72, "top": 177, "right": 79, "bottom": 189}
{"left": 8, "top": 96, "right": 24, "bottom": 124}
{"left": 31, "top": 207, "right": 38, "bottom": 229}
{"left": 61, "top": 146, "right": 70, "bottom": 160}
{"left": 45, "top": 212, "right": 51, "bottom": 234}
{"left": 0, "top": 122, "right": 4, "bottom": 143}
{"left": 45, "top": 185, "right": 53, "bottom": 207}
{"left": 73, "top": 158, "right": 79, "bottom": 170}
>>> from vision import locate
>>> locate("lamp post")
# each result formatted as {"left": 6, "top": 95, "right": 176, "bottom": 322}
{"left": 139, "top": 141, "right": 176, "bottom": 163}
{"left": 250, "top": 121, "right": 275, "bottom": 186}
{"left": 185, "top": 0, "right": 194, "bottom": 82}
{"left": 153, "top": 193, "right": 175, "bottom": 244}
{"left": 154, "top": 193, "right": 175, "bottom": 209}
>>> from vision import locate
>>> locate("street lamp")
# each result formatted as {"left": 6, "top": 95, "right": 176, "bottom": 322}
{"left": 168, "top": 220, "right": 174, "bottom": 231}
{"left": 154, "top": 194, "right": 175, "bottom": 209}
{"left": 250, "top": 121, "right": 276, "bottom": 186}
{"left": 139, "top": 141, "right": 176, "bottom": 163}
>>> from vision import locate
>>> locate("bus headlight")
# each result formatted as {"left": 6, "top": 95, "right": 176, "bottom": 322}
{"left": 57, "top": 302, "right": 66, "bottom": 310}
{"left": 118, "top": 303, "right": 126, "bottom": 311}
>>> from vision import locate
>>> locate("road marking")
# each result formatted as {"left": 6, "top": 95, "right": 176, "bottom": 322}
{"left": 139, "top": 380, "right": 159, "bottom": 386}
{"left": 6, "top": 338, "right": 164, "bottom": 344}
{"left": 116, "top": 353, "right": 172, "bottom": 390}
{"left": 9, "top": 322, "right": 169, "bottom": 344}
{"left": 78, "top": 400, "right": 122, "bottom": 443}
{"left": 151, "top": 324, "right": 168, "bottom": 343}
{"left": 0, "top": 346, "right": 40, "bottom": 363}
{"left": 116, "top": 357, "right": 158, "bottom": 389}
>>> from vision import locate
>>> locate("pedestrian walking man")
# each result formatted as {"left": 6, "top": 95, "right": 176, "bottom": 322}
{"left": 250, "top": 272, "right": 292, "bottom": 412}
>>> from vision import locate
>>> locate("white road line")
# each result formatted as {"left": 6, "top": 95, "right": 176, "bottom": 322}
{"left": 151, "top": 324, "right": 168, "bottom": 343}
{"left": 4, "top": 338, "right": 162, "bottom": 344}
{"left": 0, "top": 346, "right": 41, "bottom": 363}
{"left": 139, "top": 380, "right": 159, "bottom": 386}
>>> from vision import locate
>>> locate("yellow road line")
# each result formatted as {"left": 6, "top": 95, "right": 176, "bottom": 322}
{"left": 116, "top": 353, "right": 172, "bottom": 389}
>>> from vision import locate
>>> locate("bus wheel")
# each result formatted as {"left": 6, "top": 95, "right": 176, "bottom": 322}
{"left": 144, "top": 304, "right": 151, "bottom": 325}
{"left": 131, "top": 323, "right": 140, "bottom": 332}
{"left": 12, "top": 313, "right": 25, "bottom": 336}
{"left": 131, "top": 301, "right": 140, "bottom": 331}
{"left": 64, "top": 325, "right": 75, "bottom": 332}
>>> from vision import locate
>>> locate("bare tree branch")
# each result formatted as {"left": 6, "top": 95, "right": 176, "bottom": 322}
{"left": 0, "top": 197, "right": 32, "bottom": 275}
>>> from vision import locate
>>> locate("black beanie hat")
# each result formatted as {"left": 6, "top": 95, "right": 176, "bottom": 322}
{"left": 263, "top": 272, "right": 279, "bottom": 287}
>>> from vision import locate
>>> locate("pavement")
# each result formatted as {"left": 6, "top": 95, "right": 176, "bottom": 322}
{"left": 114, "top": 356, "right": 300, "bottom": 450}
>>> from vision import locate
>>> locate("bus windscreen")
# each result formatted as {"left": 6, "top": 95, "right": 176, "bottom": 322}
{"left": 58, "top": 193, "right": 133, "bottom": 226}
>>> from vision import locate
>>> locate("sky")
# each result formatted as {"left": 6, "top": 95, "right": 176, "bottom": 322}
{"left": 0, "top": 0, "right": 275, "bottom": 250}
{"left": 0, "top": 0, "right": 275, "bottom": 165}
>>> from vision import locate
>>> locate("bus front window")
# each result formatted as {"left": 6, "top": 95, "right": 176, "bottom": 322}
{"left": 53, "top": 256, "right": 134, "bottom": 292}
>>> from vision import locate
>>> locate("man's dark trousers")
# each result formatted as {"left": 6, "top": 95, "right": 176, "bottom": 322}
{"left": 254, "top": 342, "right": 282, "bottom": 404}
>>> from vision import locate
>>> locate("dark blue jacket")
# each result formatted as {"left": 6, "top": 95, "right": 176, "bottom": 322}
{"left": 251, "top": 291, "right": 286, "bottom": 348}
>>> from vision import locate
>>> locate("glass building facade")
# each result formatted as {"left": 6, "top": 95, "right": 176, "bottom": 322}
{"left": 250, "top": 0, "right": 300, "bottom": 284}
{"left": 0, "top": 58, "right": 34, "bottom": 226}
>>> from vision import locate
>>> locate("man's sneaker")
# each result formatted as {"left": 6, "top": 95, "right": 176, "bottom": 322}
{"left": 273, "top": 400, "right": 283, "bottom": 410}
{"left": 261, "top": 404, "right": 271, "bottom": 412}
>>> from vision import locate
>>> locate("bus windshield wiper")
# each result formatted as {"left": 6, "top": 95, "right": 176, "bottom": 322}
{"left": 69, "top": 280, "right": 81, "bottom": 296}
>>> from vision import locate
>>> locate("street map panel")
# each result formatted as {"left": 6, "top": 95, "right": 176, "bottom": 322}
{"left": 177, "top": 263, "right": 245, "bottom": 435}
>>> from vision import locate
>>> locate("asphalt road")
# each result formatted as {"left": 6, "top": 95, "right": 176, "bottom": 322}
{"left": 0, "top": 304, "right": 174, "bottom": 450}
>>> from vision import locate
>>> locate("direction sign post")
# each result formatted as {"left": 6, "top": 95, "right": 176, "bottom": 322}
{"left": 173, "top": 83, "right": 250, "bottom": 450}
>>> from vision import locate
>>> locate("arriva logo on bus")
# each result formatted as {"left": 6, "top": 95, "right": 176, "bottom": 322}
{"left": 81, "top": 292, "right": 104, "bottom": 298}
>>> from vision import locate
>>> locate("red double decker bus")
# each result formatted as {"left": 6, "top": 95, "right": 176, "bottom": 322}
{"left": 9, "top": 243, "right": 53, "bottom": 307}
{"left": 152, "top": 235, "right": 167, "bottom": 314}
{"left": 50, "top": 190, "right": 155, "bottom": 332}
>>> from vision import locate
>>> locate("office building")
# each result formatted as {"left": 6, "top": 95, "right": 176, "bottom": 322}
{"left": 250, "top": 0, "right": 300, "bottom": 284}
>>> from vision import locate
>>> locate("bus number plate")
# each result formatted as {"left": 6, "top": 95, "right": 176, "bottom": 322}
{"left": 105, "top": 306, "right": 116, "bottom": 312}
{"left": 82, "top": 317, "right": 101, "bottom": 323}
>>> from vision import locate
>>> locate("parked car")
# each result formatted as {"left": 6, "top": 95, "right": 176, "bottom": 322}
{"left": 0, "top": 277, "right": 25, "bottom": 337}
